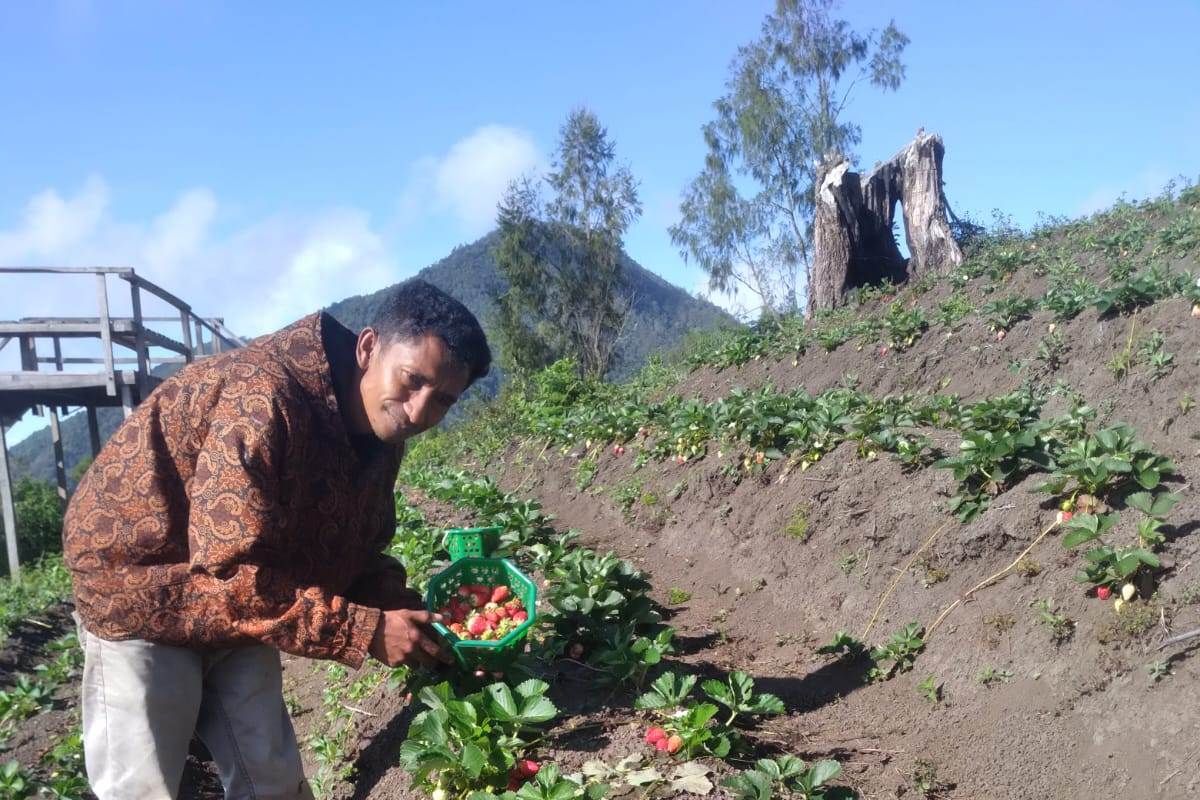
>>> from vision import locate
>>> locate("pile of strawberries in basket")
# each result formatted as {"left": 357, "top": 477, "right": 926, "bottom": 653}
{"left": 437, "top": 583, "right": 529, "bottom": 640}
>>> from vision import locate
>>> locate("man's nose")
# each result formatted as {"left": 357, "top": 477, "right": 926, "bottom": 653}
{"left": 405, "top": 390, "right": 435, "bottom": 430}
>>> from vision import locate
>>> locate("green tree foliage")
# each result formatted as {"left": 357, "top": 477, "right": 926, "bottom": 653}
{"left": 493, "top": 108, "right": 642, "bottom": 378}
{"left": 0, "top": 478, "right": 64, "bottom": 571}
{"left": 670, "top": 0, "right": 908, "bottom": 315}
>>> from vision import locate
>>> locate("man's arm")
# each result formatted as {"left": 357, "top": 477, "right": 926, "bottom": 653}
{"left": 346, "top": 553, "right": 426, "bottom": 611}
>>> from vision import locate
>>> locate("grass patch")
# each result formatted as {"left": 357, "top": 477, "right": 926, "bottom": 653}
{"left": 667, "top": 587, "right": 692, "bottom": 605}
{"left": 784, "top": 506, "right": 810, "bottom": 541}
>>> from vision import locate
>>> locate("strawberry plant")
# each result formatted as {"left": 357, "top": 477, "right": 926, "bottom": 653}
{"left": 1030, "top": 599, "right": 1074, "bottom": 644}
{"left": 868, "top": 623, "right": 925, "bottom": 682}
{"left": 1127, "top": 491, "right": 1178, "bottom": 550}
{"left": 722, "top": 756, "right": 853, "bottom": 800}
{"left": 1038, "top": 425, "right": 1174, "bottom": 501}
{"left": 933, "top": 292, "right": 973, "bottom": 329}
{"left": 635, "top": 672, "right": 733, "bottom": 758}
{"left": 935, "top": 426, "right": 1048, "bottom": 521}
{"left": 1059, "top": 512, "right": 1119, "bottom": 550}
{"left": 542, "top": 549, "right": 660, "bottom": 656}
{"left": 589, "top": 625, "right": 675, "bottom": 688}
{"left": 400, "top": 680, "right": 558, "bottom": 797}
{"left": 1094, "top": 264, "right": 1180, "bottom": 316}
{"left": 1041, "top": 278, "right": 1097, "bottom": 321}
{"left": 635, "top": 672, "right": 696, "bottom": 712}
{"left": 816, "top": 631, "right": 868, "bottom": 660}
{"left": 1061, "top": 514, "right": 1160, "bottom": 591}
{"left": 0, "top": 761, "right": 31, "bottom": 800}
{"left": 700, "top": 671, "right": 785, "bottom": 728}
{"left": 981, "top": 296, "right": 1035, "bottom": 333}
{"left": 882, "top": 302, "right": 927, "bottom": 351}
{"left": 917, "top": 675, "right": 942, "bottom": 706}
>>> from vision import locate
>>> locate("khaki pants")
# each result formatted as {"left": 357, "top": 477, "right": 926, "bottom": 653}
{"left": 77, "top": 617, "right": 313, "bottom": 800}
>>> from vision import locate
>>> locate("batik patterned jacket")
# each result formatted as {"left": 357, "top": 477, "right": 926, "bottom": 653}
{"left": 63, "top": 312, "right": 417, "bottom": 667}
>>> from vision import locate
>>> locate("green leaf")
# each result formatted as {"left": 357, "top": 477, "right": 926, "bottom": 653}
{"left": 1136, "top": 468, "right": 1161, "bottom": 489}
{"left": 700, "top": 678, "right": 732, "bottom": 705}
{"left": 721, "top": 771, "right": 772, "bottom": 800}
{"left": 486, "top": 683, "right": 519, "bottom": 719}
{"left": 515, "top": 679, "right": 550, "bottom": 699}
{"left": 808, "top": 760, "right": 842, "bottom": 787}
{"left": 461, "top": 743, "right": 486, "bottom": 778}
{"left": 1062, "top": 527, "right": 1100, "bottom": 549}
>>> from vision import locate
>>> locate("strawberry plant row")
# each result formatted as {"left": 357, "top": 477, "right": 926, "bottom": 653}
{"left": 388, "top": 469, "right": 855, "bottom": 800}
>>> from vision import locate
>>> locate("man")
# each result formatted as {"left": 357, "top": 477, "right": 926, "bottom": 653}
{"left": 63, "top": 279, "right": 491, "bottom": 799}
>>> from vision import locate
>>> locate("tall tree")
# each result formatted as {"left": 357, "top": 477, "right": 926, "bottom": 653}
{"left": 670, "top": 0, "right": 908, "bottom": 316}
{"left": 493, "top": 108, "right": 642, "bottom": 378}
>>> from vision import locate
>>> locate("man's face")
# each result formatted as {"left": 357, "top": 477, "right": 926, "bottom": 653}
{"left": 356, "top": 329, "right": 470, "bottom": 444}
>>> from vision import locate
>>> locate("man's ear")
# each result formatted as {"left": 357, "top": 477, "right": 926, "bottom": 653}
{"left": 356, "top": 327, "right": 379, "bottom": 371}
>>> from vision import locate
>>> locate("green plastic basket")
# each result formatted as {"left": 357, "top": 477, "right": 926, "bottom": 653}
{"left": 426, "top": 527, "right": 537, "bottom": 670}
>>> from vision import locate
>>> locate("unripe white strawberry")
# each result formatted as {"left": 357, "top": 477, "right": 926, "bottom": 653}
{"left": 1121, "top": 583, "right": 1136, "bottom": 602}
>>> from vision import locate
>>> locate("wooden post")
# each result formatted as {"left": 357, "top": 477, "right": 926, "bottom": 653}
{"left": 48, "top": 408, "right": 67, "bottom": 508}
{"left": 87, "top": 406, "right": 101, "bottom": 457}
{"left": 130, "top": 281, "right": 149, "bottom": 400}
{"left": 0, "top": 421, "right": 19, "bottom": 579}
{"left": 180, "top": 311, "right": 195, "bottom": 364}
{"left": 96, "top": 273, "right": 116, "bottom": 397}
{"left": 120, "top": 382, "right": 134, "bottom": 418}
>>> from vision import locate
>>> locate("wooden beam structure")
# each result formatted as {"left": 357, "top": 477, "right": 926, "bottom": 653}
{"left": 0, "top": 421, "right": 18, "bottom": 579}
{"left": 0, "top": 266, "right": 245, "bottom": 578}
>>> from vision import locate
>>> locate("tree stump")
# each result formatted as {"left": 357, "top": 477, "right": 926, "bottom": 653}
{"left": 807, "top": 131, "right": 964, "bottom": 315}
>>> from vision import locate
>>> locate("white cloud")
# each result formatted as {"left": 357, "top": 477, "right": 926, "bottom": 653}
{"left": 0, "top": 175, "right": 109, "bottom": 262}
{"left": 142, "top": 188, "right": 217, "bottom": 275}
{"left": 398, "top": 125, "right": 543, "bottom": 236}
{"left": 0, "top": 177, "right": 404, "bottom": 343}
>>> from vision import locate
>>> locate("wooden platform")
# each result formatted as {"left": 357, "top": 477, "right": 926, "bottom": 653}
{"left": 0, "top": 266, "right": 243, "bottom": 577}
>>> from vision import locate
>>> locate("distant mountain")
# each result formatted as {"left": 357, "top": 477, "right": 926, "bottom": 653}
{"left": 9, "top": 232, "right": 737, "bottom": 485}
{"left": 325, "top": 230, "right": 737, "bottom": 383}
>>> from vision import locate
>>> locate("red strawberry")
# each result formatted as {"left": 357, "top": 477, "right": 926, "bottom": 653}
{"left": 491, "top": 585, "right": 511, "bottom": 604}
{"left": 1096, "top": 586, "right": 1112, "bottom": 600}
{"left": 665, "top": 735, "right": 683, "bottom": 754}
{"left": 494, "top": 605, "right": 509, "bottom": 619}
{"left": 520, "top": 759, "right": 540, "bottom": 776}
{"left": 485, "top": 611, "right": 500, "bottom": 625}
{"left": 448, "top": 623, "right": 465, "bottom": 636}
{"left": 654, "top": 738, "right": 669, "bottom": 752}
{"left": 511, "top": 610, "right": 528, "bottom": 624}
{"left": 644, "top": 727, "right": 666, "bottom": 744}
{"left": 467, "top": 615, "right": 488, "bottom": 636}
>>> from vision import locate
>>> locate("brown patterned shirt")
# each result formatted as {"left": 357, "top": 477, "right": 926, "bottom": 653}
{"left": 64, "top": 312, "right": 418, "bottom": 667}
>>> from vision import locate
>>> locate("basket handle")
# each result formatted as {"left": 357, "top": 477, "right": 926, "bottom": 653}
{"left": 442, "top": 526, "right": 503, "bottom": 561}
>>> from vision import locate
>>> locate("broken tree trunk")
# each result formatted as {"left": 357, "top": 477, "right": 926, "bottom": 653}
{"left": 807, "top": 131, "right": 964, "bottom": 315}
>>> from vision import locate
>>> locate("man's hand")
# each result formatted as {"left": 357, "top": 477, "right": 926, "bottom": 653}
{"left": 368, "top": 609, "right": 453, "bottom": 668}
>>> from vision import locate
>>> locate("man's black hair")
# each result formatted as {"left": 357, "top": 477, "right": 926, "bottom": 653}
{"left": 370, "top": 278, "right": 491, "bottom": 385}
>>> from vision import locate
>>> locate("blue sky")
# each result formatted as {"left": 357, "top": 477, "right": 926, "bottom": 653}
{"left": 2, "top": 0, "right": 1199, "bottom": 443}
